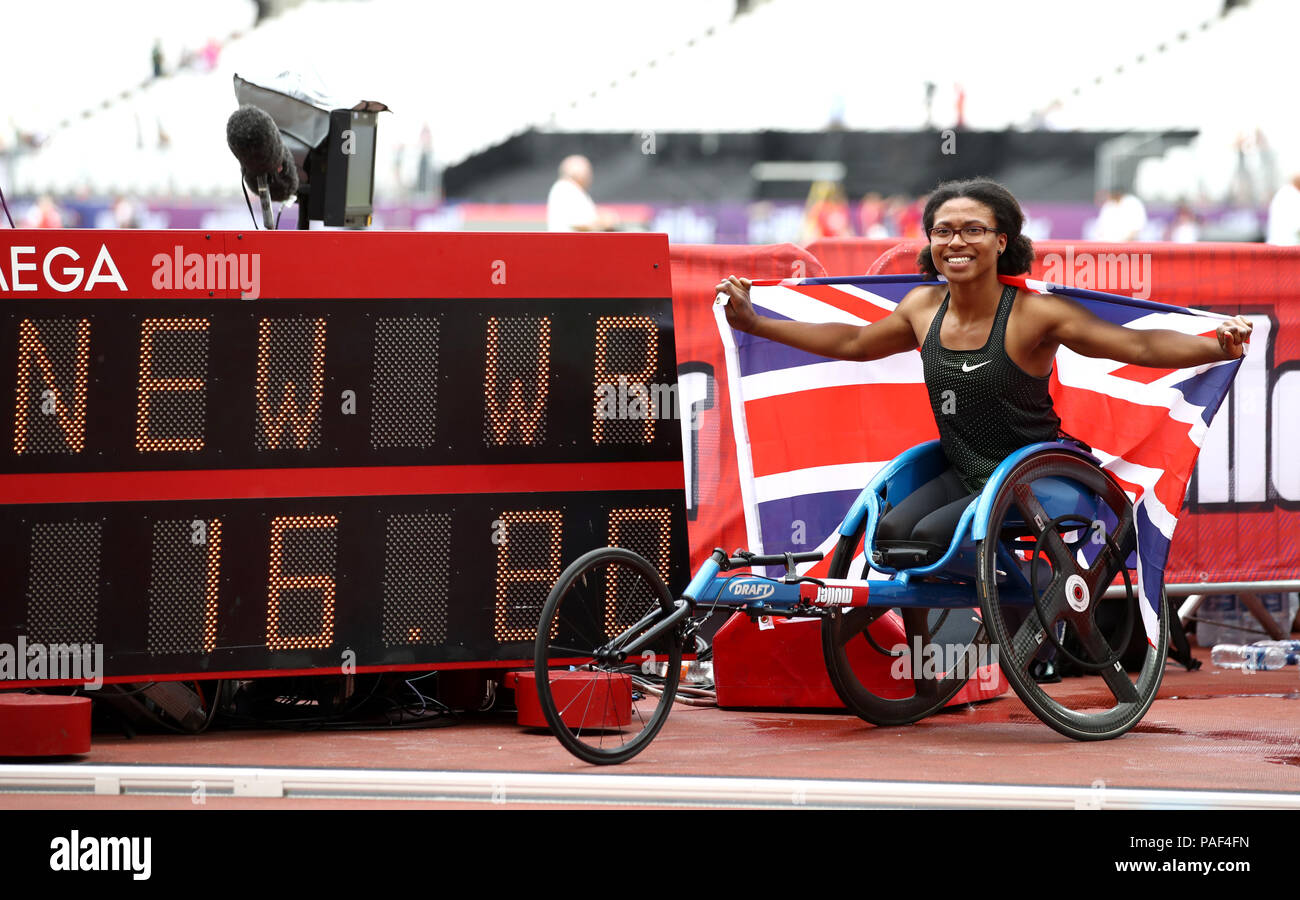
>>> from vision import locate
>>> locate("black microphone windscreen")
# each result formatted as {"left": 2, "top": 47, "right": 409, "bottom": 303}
{"left": 262, "top": 145, "right": 300, "bottom": 202}
{"left": 226, "top": 105, "right": 282, "bottom": 177}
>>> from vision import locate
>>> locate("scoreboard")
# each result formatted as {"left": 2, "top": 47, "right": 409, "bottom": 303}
{"left": 0, "top": 231, "right": 689, "bottom": 686}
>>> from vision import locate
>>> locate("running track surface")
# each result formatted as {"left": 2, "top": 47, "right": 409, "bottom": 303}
{"left": 2, "top": 647, "right": 1297, "bottom": 809}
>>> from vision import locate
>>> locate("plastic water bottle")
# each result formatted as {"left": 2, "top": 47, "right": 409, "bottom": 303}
{"left": 1251, "top": 639, "right": 1300, "bottom": 652}
{"left": 1250, "top": 640, "right": 1300, "bottom": 666}
{"left": 1210, "top": 644, "right": 1289, "bottom": 671}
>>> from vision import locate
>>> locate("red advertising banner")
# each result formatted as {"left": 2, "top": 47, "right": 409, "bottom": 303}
{"left": 801, "top": 237, "right": 900, "bottom": 276}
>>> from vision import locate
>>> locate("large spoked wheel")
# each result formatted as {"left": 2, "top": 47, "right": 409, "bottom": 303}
{"left": 977, "top": 451, "right": 1167, "bottom": 741}
{"left": 820, "top": 531, "right": 986, "bottom": 726}
{"left": 534, "top": 547, "right": 683, "bottom": 765}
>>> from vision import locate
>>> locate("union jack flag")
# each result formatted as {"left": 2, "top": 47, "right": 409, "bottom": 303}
{"left": 714, "top": 274, "right": 1243, "bottom": 645}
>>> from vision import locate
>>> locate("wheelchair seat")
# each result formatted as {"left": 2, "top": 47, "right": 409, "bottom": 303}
{"left": 871, "top": 540, "right": 945, "bottom": 570}
{"left": 830, "top": 438, "right": 1105, "bottom": 582}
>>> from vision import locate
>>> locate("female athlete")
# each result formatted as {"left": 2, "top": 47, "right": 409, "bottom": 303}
{"left": 715, "top": 179, "right": 1251, "bottom": 560}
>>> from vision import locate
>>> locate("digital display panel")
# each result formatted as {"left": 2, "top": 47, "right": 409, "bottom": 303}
{"left": 0, "top": 231, "right": 686, "bottom": 685}
{"left": 0, "top": 492, "right": 687, "bottom": 680}
{"left": 2, "top": 298, "right": 677, "bottom": 473}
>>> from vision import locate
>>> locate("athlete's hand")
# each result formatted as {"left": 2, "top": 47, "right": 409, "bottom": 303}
{"left": 1216, "top": 315, "right": 1251, "bottom": 359}
{"left": 714, "top": 275, "right": 759, "bottom": 333}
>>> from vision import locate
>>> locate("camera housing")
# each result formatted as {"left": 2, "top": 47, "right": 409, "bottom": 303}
{"left": 233, "top": 72, "right": 388, "bottom": 229}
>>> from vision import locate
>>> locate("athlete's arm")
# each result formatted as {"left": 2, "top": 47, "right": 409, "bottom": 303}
{"left": 1044, "top": 295, "right": 1251, "bottom": 367}
{"left": 714, "top": 275, "right": 920, "bottom": 362}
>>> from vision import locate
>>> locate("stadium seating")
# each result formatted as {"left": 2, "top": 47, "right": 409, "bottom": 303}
{"left": 5, "top": 0, "right": 1295, "bottom": 201}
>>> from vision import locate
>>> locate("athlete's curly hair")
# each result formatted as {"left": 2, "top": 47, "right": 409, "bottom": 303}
{"left": 916, "top": 178, "right": 1034, "bottom": 278}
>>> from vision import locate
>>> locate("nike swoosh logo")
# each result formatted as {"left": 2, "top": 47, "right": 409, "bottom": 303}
{"left": 962, "top": 360, "right": 992, "bottom": 372}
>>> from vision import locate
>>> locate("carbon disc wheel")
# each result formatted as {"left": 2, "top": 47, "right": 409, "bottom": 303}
{"left": 822, "top": 605, "right": 986, "bottom": 726}
{"left": 820, "top": 529, "right": 985, "bottom": 726}
{"left": 534, "top": 547, "right": 682, "bottom": 765}
{"left": 977, "top": 451, "right": 1167, "bottom": 740}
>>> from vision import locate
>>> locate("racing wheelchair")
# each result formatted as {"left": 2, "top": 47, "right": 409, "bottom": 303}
{"left": 533, "top": 438, "right": 1166, "bottom": 764}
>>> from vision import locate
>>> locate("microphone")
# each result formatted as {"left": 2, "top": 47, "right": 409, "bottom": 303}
{"left": 226, "top": 105, "right": 299, "bottom": 228}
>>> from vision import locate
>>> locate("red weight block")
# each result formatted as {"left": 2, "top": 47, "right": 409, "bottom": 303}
{"left": 509, "top": 670, "right": 632, "bottom": 730}
{"left": 0, "top": 694, "right": 92, "bottom": 756}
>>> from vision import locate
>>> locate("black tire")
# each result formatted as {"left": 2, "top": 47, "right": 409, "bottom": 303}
{"left": 820, "top": 527, "right": 984, "bottom": 725}
{"left": 534, "top": 547, "right": 682, "bottom": 765}
{"left": 976, "top": 451, "right": 1167, "bottom": 740}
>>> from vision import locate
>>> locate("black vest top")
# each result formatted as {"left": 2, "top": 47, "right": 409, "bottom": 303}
{"left": 921, "top": 283, "right": 1061, "bottom": 492}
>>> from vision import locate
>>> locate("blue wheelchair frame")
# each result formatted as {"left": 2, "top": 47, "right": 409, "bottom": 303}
{"left": 532, "top": 437, "right": 1157, "bottom": 763}
{"left": 679, "top": 438, "right": 1110, "bottom": 616}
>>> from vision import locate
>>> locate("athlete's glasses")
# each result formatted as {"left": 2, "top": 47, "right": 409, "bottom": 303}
{"left": 928, "top": 225, "right": 1000, "bottom": 243}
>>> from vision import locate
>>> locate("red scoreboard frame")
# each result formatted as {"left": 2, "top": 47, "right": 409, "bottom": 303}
{"left": 0, "top": 230, "right": 688, "bottom": 687}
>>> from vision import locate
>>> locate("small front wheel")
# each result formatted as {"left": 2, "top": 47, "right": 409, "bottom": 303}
{"left": 534, "top": 547, "right": 682, "bottom": 765}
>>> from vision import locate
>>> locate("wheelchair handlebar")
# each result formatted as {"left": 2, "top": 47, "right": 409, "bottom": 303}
{"left": 712, "top": 548, "right": 824, "bottom": 571}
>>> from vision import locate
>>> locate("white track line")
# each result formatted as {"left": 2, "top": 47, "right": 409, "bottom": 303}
{"left": 1, "top": 764, "right": 1297, "bottom": 809}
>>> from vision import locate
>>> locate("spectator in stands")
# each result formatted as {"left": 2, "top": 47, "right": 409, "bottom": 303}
{"left": 392, "top": 142, "right": 406, "bottom": 198}
{"left": 201, "top": 39, "right": 220, "bottom": 72}
{"left": 881, "top": 195, "right": 909, "bottom": 237}
{"left": 113, "top": 196, "right": 141, "bottom": 228}
{"left": 547, "top": 155, "right": 616, "bottom": 232}
{"left": 1025, "top": 101, "right": 1063, "bottom": 131}
{"left": 416, "top": 124, "right": 436, "bottom": 197}
{"left": 1094, "top": 188, "right": 1147, "bottom": 241}
{"left": 1266, "top": 172, "right": 1300, "bottom": 245}
{"left": 800, "top": 181, "right": 850, "bottom": 243}
{"left": 896, "top": 194, "right": 926, "bottom": 240}
{"left": 0, "top": 130, "right": 11, "bottom": 193}
{"left": 1167, "top": 203, "right": 1200, "bottom": 243}
{"left": 24, "top": 195, "right": 64, "bottom": 228}
{"left": 859, "top": 192, "right": 889, "bottom": 238}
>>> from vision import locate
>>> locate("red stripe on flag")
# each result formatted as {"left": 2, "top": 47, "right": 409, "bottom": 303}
{"left": 1053, "top": 385, "right": 1200, "bottom": 515}
{"left": 1107, "top": 363, "right": 1179, "bottom": 384}
{"left": 786, "top": 284, "right": 893, "bottom": 323}
{"left": 1108, "top": 330, "right": 1215, "bottom": 384}
{"left": 745, "top": 383, "right": 936, "bottom": 477}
